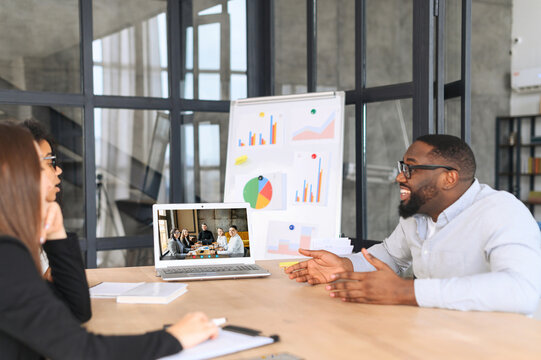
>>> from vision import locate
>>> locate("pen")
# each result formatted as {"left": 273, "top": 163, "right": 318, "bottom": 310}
{"left": 212, "top": 317, "right": 227, "bottom": 327}
{"left": 222, "top": 324, "right": 261, "bottom": 336}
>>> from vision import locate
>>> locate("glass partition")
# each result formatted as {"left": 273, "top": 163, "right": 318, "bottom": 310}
{"left": 273, "top": 0, "right": 307, "bottom": 95}
{"left": 365, "top": 0, "right": 413, "bottom": 87}
{"left": 180, "top": 0, "right": 247, "bottom": 100}
{"left": 94, "top": 108, "right": 170, "bottom": 238}
{"left": 93, "top": 0, "right": 168, "bottom": 97}
{"left": 0, "top": 0, "right": 81, "bottom": 93}
{"left": 0, "top": 105, "right": 84, "bottom": 236}
{"left": 180, "top": 111, "right": 229, "bottom": 203}
{"left": 316, "top": 0, "right": 355, "bottom": 92}
{"left": 366, "top": 99, "right": 412, "bottom": 240}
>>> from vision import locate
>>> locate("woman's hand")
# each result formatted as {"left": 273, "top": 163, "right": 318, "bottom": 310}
{"left": 166, "top": 312, "right": 219, "bottom": 349}
{"left": 40, "top": 202, "right": 67, "bottom": 243}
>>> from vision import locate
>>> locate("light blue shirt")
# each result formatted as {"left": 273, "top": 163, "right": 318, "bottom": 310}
{"left": 346, "top": 179, "right": 541, "bottom": 314}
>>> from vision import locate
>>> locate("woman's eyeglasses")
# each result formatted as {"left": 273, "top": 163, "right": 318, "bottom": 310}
{"left": 42, "top": 155, "right": 57, "bottom": 169}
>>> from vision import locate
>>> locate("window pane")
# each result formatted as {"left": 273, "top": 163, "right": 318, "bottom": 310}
{"left": 229, "top": 0, "right": 247, "bottom": 72}
{"left": 200, "top": 170, "right": 221, "bottom": 202}
{"left": 181, "top": 0, "right": 247, "bottom": 100}
{"left": 0, "top": 1, "right": 81, "bottom": 93}
{"left": 445, "top": 0, "right": 462, "bottom": 83}
{"left": 0, "top": 105, "right": 84, "bottom": 236}
{"left": 274, "top": 0, "right": 307, "bottom": 95}
{"left": 199, "top": 123, "right": 221, "bottom": 166}
{"left": 317, "top": 0, "right": 355, "bottom": 91}
{"left": 341, "top": 105, "right": 357, "bottom": 238}
{"left": 231, "top": 74, "right": 247, "bottom": 100}
{"left": 183, "top": 72, "right": 194, "bottom": 99}
{"left": 366, "top": 99, "right": 413, "bottom": 240}
{"left": 181, "top": 121, "right": 195, "bottom": 202}
{"left": 180, "top": 112, "right": 229, "bottom": 203}
{"left": 199, "top": 73, "right": 221, "bottom": 100}
{"left": 366, "top": 0, "right": 413, "bottom": 87}
{"left": 198, "top": 23, "right": 221, "bottom": 70}
{"left": 444, "top": 98, "right": 461, "bottom": 138}
{"left": 95, "top": 109, "right": 170, "bottom": 238}
{"left": 93, "top": 0, "right": 168, "bottom": 97}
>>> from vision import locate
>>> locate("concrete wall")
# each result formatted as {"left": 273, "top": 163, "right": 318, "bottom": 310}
{"left": 510, "top": 0, "right": 541, "bottom": 115}
{"left": 470, "top": 0, "right": 512, "bottom": 185}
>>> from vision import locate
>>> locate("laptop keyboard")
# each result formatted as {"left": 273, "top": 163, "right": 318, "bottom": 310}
{"left": 163, "top": 264, "right": 261, "bottom": 274}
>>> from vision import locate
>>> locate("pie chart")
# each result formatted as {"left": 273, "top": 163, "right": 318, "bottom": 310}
{"left": 243, "top": 176, "right": 273, "bottom": 209}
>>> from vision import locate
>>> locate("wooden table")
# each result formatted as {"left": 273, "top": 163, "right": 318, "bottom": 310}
{"left": 85, "top": 261, "right": 541, "bottom": 359}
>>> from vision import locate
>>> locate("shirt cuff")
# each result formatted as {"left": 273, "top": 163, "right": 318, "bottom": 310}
{"left": 414, "top": 278, "right": 443, "bottom": 308}
{"left": 343, "top": 253, "right": 376, "bottom": 272}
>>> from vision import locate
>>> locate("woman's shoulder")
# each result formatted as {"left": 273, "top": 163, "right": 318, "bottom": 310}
{"left": 0, "top": 235, "right": 35, "bottom": 270}
{"left": 0, "top": 234, "right": 27, "bottom": 249}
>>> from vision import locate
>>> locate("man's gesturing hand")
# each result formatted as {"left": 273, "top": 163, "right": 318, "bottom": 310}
{"left": 284, "top": 249, "right": 353, "bottom": 285}
{"left": 325, "top": 249, "right": 418, "bottom": 305}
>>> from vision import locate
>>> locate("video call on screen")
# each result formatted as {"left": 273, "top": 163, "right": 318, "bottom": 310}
{"left": 157, "top": 208, "right": 250, "bottom": 260}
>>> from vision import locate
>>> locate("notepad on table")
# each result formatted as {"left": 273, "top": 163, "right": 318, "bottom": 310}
{"left": 116, "top": 282, "right": 188, "bottom": 304}
{"left": 159, "top": 328, "right": 276, "bottom": 360}
{"left": 90, "top": 282, "right": 145, "bottom": 298}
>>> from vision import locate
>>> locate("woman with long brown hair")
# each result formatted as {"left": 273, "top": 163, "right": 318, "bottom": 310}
{"left": 0, "top": 122, "right": 218, "bottom": 359}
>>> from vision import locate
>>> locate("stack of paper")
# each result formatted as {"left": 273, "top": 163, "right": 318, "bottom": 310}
{"left": 90, "top": 282, "right": 188, "bottom": 304}
{"left": 309, "top": 237, "right": 353, "bottom": 255}
{"left": 90, "top": 282, "right": 144, "bottom": 298}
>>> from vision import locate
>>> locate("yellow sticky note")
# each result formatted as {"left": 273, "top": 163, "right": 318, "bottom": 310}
{"left": 279, "top": 261, "right": 299, "bottom": 268}
{"left": 235, "top": 155, "right": 248, "bottom": 165}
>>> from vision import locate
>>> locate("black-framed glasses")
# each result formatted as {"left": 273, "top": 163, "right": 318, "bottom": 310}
{"left": 397, "top": 160, "right": 456, "bottom": 179}
{"left": 42, "top": 155, "right": 57, "bottom": 169}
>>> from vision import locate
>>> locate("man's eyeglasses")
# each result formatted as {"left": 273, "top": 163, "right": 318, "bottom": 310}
{"left": 42, "top": 155, "right": 57, "bottom": 169}
{"left": 397, "top": 160, "right": 456, "bottom": 179}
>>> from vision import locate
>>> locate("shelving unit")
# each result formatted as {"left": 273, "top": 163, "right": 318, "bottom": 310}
{"left": 495, "top": 115, "right": 541, "bottom": 218}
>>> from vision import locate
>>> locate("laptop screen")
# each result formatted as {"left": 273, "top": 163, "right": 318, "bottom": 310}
{"left": 155, "top": 205, "right": 250, "bottom": 261}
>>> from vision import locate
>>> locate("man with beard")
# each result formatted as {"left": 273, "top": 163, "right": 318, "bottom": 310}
{"left": 285, "top": 134, "right": 541, "bottom": 314}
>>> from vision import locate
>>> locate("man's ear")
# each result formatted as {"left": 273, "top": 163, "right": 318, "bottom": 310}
{"left": 441, "top": 169, "right": 459, "bottom": 190}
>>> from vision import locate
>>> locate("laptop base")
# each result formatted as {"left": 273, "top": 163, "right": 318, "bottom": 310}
{"left": 158, "top": 264, "right": 271, "bottom": 281}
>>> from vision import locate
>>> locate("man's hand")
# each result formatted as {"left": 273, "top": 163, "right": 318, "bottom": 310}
{"left": 284, "top": 249, "right": 354, "bottom": 285}
{"left": 325, "top": 249, "right": 418, "bottom": 305}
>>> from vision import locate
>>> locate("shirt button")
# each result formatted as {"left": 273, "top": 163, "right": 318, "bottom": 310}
{"left": 423, "top": 250, "right": 428, "bottom": 255}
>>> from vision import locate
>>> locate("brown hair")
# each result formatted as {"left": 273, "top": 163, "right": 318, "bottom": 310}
{"left": 0, "top": 122, "right": 42, "bottom": 272}
{"left": 170, "top": 227, "right": 179, "bottom": 238}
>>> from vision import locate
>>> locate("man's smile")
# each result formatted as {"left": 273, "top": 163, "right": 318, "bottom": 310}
{"left": 400, "top": 186, "right": 411, "bottom": 202}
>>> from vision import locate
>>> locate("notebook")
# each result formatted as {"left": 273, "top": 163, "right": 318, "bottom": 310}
{"left": 159, "top": 328, "right": 276, "bottom": 360}
{"left": 116, "top": 282, "right": 188, "bottom": 304}
{"left": 90, "top": 282, "right": 145, "bottom": 298}
{"left": 153, "top": 202, "right": 271, "bottom": 281}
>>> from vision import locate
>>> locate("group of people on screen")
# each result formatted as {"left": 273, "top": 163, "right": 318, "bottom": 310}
{"left": 1, "top": 116, "right": 540, "bottom": 360}
{"left": 168, "top": 224, "right": 245, "bottom": 257}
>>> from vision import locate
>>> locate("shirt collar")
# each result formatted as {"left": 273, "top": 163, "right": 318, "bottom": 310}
{"left": 438, "top": 178, "right": 480, "bottom": 224}
{"left": 414, "top": 178, "right": 480, "bottom": 226}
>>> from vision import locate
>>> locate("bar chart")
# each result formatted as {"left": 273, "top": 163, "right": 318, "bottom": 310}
{"left": 237, "top": 113, "right": 279, "bottom": 147}
{"left": 293, "top": 152, "right": 329, "bottom": 206}
{"left": 267, "top": 221, "right": 314, "bottom": 256}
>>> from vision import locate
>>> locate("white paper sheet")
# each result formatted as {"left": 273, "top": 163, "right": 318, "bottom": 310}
{"left": 89, "top": 282, "right": 144, "bottom": 298}
{"left": 159, "top": 329, "right": 275, "bottom": 360}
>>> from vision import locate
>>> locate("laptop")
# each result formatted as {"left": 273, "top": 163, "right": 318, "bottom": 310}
{"left": 152, "top": 202, "right": 271, "bottom": 281}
